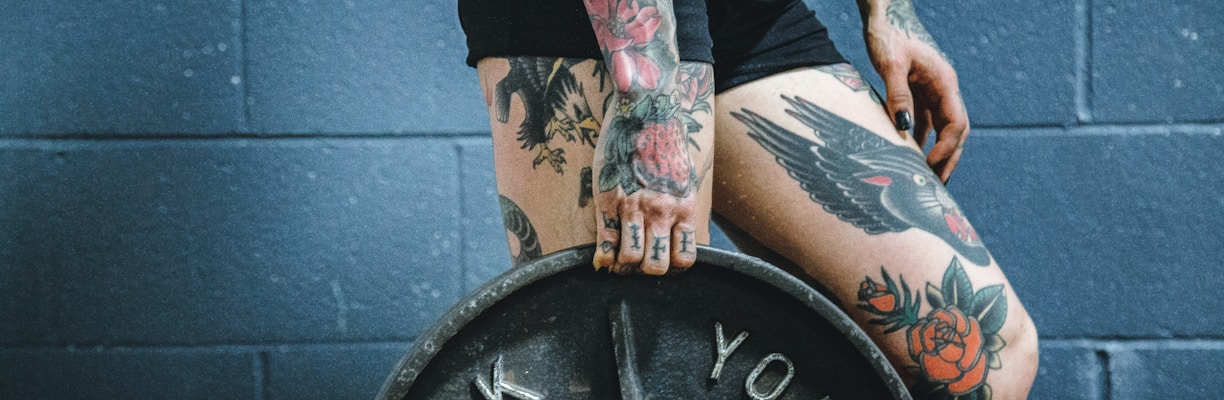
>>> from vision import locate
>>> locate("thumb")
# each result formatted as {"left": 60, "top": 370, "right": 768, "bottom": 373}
{"left": 882, "top": 67, "right": 915, "bottom": 133}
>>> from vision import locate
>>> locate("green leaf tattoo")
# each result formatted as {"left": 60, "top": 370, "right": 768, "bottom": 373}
{"left": 857, "top": 257, "right": 1008, "bottom": 399}
{"left": 598, "top": 93, "right": 695, "bottom": 197}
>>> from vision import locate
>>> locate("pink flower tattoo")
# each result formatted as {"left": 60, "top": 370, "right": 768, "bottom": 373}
{"left": 587, "top": 0, "right": 664, "bottom": 90}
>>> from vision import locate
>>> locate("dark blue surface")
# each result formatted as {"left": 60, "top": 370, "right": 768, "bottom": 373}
{"left": 1030, "top": 344, "right": 1102, "bottom": 400}
{"left": 0, "top": 349, "right": 258, "bottom": 399}
{"left": 266, "top": 344, "right": 410, "bottom": 400}
{"left": 246, "top": 0, "right": 487, "bottom": 134}
{"left": 1093, "top": 1, "right": 1224, "bottom": 123}
{"left": 0, "top": 139, "right": 463, "bottom": 345}
{"left": 1110, "top": 346, "right": 1224, "bottom": 399}
{"left": 952, "top": 131, "right": 1224, "bottom": 338}
{"left": 0, "top": 1, "right": 245, "bottom": 135}
{"left": 2, "top": 0, "right": 1223, "bottom": 398}
{"left": 458, "top": 139, "right": 513, "bottom": 293}
{"left": 809, "top": 0, "right": 1080, "bottom": 127}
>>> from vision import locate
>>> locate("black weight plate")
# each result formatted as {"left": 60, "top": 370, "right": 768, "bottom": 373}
{"left": 377, "top": 245, "right": 910, "bottom": 400}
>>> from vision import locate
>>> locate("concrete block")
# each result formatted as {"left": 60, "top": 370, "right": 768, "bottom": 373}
{"left": 1031, "top": 342, "right": 1103, "bottom": 400}
{"left": 458, "top": 138, "right": 513, "bottom": 293}
{"left": 246, "top": 0, "right": 487, "bottom": 134}
{"left": 1110, "top": 344, "right": 1224, "bottom": 399}
{"left": 1093, "top": 1, "right": 1224, "bottom": 123}
{"left": 949, "top": 129, "right": 1224, "bottom": 338}
{"left": 266, "top": 344, "right": 411, "bottom": 400}
{"left": 808, "top": 0, "right": 1078, "bottom": 126}
{"left": 0, "top": 138, "right": 462, "bottom": 345}
{"left": 0, "top": 1, "right": 244, "bottom": 135}
{"left": 0, "top": 348, "right": 257, "bottom": 399}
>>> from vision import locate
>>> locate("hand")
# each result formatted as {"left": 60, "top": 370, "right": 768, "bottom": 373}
{"left": 863, "top": 2, "right": 969, "bottom": 183}
{"left": 592, "top": 93, "right": 699, "bottom": 275}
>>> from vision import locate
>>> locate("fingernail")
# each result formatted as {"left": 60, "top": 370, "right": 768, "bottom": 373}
{"left": 894, "top": 110, "right": 913, "bottom": 131}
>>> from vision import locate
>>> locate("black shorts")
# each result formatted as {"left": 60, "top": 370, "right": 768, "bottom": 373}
{"left": 458, "top": 0, "right": 847, "bottom": 92}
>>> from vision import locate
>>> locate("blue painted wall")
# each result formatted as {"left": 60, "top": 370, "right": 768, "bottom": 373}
{"left": 1, "top": 0, "right": 1220, "bottom": 398}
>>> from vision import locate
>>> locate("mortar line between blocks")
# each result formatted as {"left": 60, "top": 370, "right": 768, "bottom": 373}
{"left": 456, "top": 141, "right": 469, "bottom": 294}
{"left": 241, "top": 0, "right": 252, "bottom": 131}
{"left": 1096, "top": 350, "right": 1111, "bottom": 400}
{"left": 1075, "top": 0, "right": 1094, "bottom": 123}
{"left": 257, "top": 351, "right": 272, "bottom": 400}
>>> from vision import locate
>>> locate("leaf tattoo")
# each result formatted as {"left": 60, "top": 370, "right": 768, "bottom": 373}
{"left": 858, "top": 257, "right": 1008, "bottom": 399}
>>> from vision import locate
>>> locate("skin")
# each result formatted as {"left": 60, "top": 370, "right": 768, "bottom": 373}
{"left": 858, "top": 0, "right": 970, "bottom": 183}
{"left": 474, "top": 0, "right": 1037, "bottom": 397}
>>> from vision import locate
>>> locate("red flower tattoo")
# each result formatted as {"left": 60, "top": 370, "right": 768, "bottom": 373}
{"left": 587, "top": 0, "right": 663, "bottom": 90}
{"left": 859, "top": 277, "right": 897, "bottom": 313}
{"left": 676, "top": 64, "right": 713, "bottom": 113}
{"left": 908, "top": 306, "right": 988, "bottom": 395}
{"left": 857, "top": 259, "right": 1008, "bottom": 399}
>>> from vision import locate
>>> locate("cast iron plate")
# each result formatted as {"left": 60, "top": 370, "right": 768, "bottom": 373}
{"left": 377, "top": 245, "right": 909, "bottom": 400}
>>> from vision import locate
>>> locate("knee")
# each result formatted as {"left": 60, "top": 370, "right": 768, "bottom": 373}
{"left": 997, "top": 313, "right": 1040, "bottom": 399}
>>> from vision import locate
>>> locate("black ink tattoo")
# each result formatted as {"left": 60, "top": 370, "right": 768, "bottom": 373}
{"left": 732, "top": 96, "right": 991, "bottom": 266}
{"left": 676, "top": 63, "right": 714, "bottom": 147}
{"left": 600, "top": 240, "right": 616, "bottom": 254}
{"left": 630, "top": 224, "right": 642, "bottom": 249}
{"left": 651, "top": 237, "right": 669, "bottom": 261}
{"left": 495, "top": 57, "right": 602, "bottom": 174}
{"left": 602, "top": 211, "right": 621, "bottom": 230}
{"left": 679, "top": 231, "right": 694, "bottom": 254}
{"left": 886, "top": 0, "right": 946, "bottom": 58}
{"left": 813, "top": 63, "right": 882, "bottom": 106}
{"left": 579, "top": 166, "right": 594, "bottom": 208}
{"left": 498, "top": 194, "right": 543, "bottom": 266}
{"left": 857, "top": 257, "right": 1008, "bottom": 399}
{"left": 813, "top": 63, "right": 870, "bottom": 93}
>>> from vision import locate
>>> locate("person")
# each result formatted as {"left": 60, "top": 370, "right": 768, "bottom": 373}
{"left": 459, "top": 0, "right": 1038, "bottom": 397}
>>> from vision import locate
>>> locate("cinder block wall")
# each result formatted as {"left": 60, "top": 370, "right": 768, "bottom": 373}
{"left": 1, "top": 0, "right": 1220, "bottom": 398}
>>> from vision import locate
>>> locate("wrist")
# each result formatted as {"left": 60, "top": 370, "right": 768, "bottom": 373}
{"left": 855, "top": 0, "right": 889, "bottom": 22}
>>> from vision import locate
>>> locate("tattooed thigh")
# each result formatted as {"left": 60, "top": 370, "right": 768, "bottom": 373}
{"left": 477, "top": 57, "right": 612, "bottom": 254}
{"left": 712, "top": 68, "right": 1037, "bottom": 397}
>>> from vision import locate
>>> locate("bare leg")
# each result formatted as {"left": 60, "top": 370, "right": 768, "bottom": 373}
{"left": 475, "top": 57, "right": 715, "bottom": 265}
{"left": 713, "top": 66, "right": 1038, "bottom": 399}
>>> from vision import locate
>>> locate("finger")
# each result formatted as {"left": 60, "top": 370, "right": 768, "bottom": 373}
{"left": 594, "top": 210, "right": 620, "bottom": 272}
{"left": 938, "top": 146, "right": 965, "bottom": 184}
{"left": 926, "top": 131, "right": 960, "bottom": 183}
{"left": 639, "top": 227, "right": 670, "bottom": 276}
{"left": 913, "top": 103, "right": 933, "bottom": 149}
{"left": 616, "top": 207, "right": 645, "bottom": 275}
{"left": 670, "top": 223, "right": 697, "bottom": 271}
{"left": 881, "top": 63, "right": 916, "bottom": 134}
{"left": 927, "top": 88, "right": 969, "bottom": 182}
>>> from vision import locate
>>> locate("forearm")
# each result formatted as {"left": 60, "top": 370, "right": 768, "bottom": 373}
{"left": 583, "top": 0, "right": 680, "bottom": 101}
{"left": 584, "top": 0, "right": 691, "bottom": 197}
{"left": 856, "top": 0, "right": 941, "bottom": 51}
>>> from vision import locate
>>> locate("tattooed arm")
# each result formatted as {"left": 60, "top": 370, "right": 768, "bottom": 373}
{"left": 856, "top": 0, "right": 969, "bottom": 183}
{"left": 582, "top": 0, "right": 697, "bottom": 275}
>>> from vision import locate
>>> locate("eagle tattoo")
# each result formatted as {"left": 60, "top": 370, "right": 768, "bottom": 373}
{"left": 733, "top": 96, "right": 991, "bottom": 266}
{"left": 494, "top": 57, "right": 601, "bottom": 174}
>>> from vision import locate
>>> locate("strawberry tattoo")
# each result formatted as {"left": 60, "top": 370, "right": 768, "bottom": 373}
{"left": 599, "top": 93, "right": 695, "bottom": 197}
{"left": 633, "top": 118, "right": 691, "bottom": 195}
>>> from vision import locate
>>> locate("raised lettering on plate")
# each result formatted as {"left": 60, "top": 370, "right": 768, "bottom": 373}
{"left": 473, "top": 355, "right": 543, "bottom": 400}
{"left": 710, "top": 321, "right": 750, "bottom": 381}
{"left": 744, "top": 353, "right": 794, "bottom": 400}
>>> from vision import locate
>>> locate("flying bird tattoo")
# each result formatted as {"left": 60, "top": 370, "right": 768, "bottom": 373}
{"left": 733, "top": 96, "right": 991, "bottom": 266}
